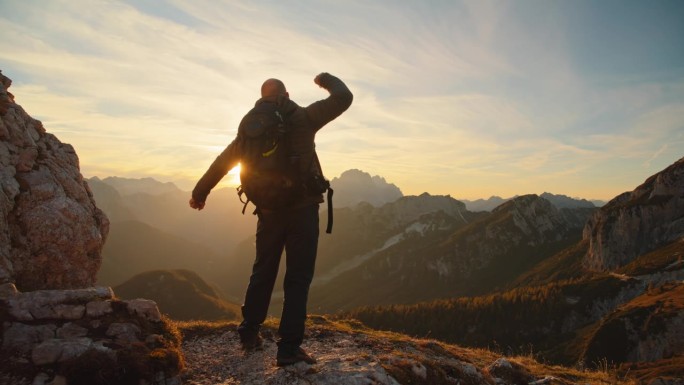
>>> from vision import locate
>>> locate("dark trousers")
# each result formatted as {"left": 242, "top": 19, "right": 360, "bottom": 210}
{"left": 238, "top": 204, "right": 319, "bottom": 354}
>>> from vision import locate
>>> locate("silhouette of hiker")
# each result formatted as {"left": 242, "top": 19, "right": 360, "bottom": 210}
{"left": 190, "top": 73, "right": 352, "bottom": 366}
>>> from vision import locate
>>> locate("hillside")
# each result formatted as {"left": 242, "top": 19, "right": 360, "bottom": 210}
{"left": 307, "top": 195, "right": 593, "bottom": 312}
{"left": 115, "top": 269, "right": 240, "bottom": 321}
{"left": 343, "top": 274, "right": 642, "bottom": 361}
{"left": 178, "top": 316, "right": 635, "bottom": 385}
{"left": 339, "top": 157, "right": 684, "bottom": 383}
{"left": 617, "top": 237, "right": 684, "bottom": 278}
{"left": 343, "top": 267, "right": 684, "bottom": 382}
{"left": 97, "top": 220, "right": 225, "bottom": 287}
{"left": 580, "top": 281, "right": 684, "bottom": 367}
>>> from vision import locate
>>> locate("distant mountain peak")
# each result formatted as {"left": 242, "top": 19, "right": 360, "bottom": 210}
{"left": 540, "top": 192, "right": 595, "bottom": 209}
{"left": 330, "top": 169, "right": 403, "bottom": 208}
{"left": 460, "top": 196, "right": 510, "bottom": 212}
{"left": 491, "top": 194, "right": 547, "bottom": 214}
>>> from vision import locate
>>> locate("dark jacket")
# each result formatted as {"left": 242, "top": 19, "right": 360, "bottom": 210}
{"left": 192, "top": 73, "right": 353, "bottom": 206}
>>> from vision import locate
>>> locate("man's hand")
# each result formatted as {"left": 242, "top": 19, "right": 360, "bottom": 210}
{"left": 314, "top": 72, "right": 328, "bottom": 87}
{"left": 189, "top": 197, "right": 205, "bottom": 211}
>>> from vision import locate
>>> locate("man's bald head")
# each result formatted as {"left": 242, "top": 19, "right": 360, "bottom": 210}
{"left": 261, "top": 78, "right": 288, "bottom": 98}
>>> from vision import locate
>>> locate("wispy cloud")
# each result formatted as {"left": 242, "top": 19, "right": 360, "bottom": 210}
{"left": 0, "top": 0, "right": 682, "bottom": 199}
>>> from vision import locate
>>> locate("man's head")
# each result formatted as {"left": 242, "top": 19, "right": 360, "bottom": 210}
{"left": 261, "top": 78, "right": 288, "bottom": 98}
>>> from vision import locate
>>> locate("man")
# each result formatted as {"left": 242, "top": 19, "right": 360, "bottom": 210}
{"left": 189, "top": 72, "right": 353, "bottom": 366}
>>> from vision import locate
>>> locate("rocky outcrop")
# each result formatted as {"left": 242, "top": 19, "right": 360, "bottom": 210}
{"left": 180, "top": 315, "right": 606, "bottom": 385}
{"left": 0, "top": 71, "right": 181, "bottom": 384}
{"left": 583, "top": 157, "right": 684, "bottom": 271}
{"left": 0, "top": 70, "right": 109, "bottom": 290}
{"left": 0, "top": 283, "right": 183, "bottom": 385}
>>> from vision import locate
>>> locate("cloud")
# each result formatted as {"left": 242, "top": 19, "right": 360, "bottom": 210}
{"left": 1, "top": 0, "right": 682, "bottom": 200}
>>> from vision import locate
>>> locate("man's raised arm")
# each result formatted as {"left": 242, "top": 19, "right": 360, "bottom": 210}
{"left": 306, "top": 72, "right": 353, "bottom": 132}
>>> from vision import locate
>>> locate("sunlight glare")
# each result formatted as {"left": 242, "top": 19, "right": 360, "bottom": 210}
{"left": 226, "top": 163, "right": 242, "bottom": 186}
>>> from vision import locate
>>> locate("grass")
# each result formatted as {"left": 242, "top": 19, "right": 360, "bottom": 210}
{"left": 617, "top": 355, "right": 684, "bottom": 382}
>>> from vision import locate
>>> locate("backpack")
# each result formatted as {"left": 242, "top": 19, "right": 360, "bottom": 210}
{"left": 237, "top": 102, "right": 301, "bottom": 211}
{"left": 236, "top": 101, "right": 335, "bottom": 233}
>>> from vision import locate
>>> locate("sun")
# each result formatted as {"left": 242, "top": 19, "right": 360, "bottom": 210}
{"left": 226, "top": 163, "right": 242, "bottom": 186}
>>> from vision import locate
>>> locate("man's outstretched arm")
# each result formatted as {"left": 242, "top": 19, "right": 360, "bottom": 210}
{"left": 189, "top": 138, "right": 240, "bottom": 210}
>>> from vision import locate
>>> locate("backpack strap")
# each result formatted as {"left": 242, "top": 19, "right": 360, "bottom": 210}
{"left": 312, "top": 152, "right": 333, "bottom": 234}
{"left": 237, "top": 185, "right": 250, "bottom": 214}
{"left": 325, "top": 187, "right": 333, "bottom": 234}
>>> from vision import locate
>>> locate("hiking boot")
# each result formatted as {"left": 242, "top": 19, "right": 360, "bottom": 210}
{"left": 240, "top": 332, "right": 263, "bottom": 352}
{"left": 276, "top": 347, "right": 317, "bottom": 366}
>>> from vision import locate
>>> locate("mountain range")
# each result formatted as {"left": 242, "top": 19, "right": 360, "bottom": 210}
{"left": 90, "top": 170, "right": 633, "bottom": 303}
{"left": 88, "top": 158, "right": 684, "bottom": 383}
{"left": 307, "top": 194, "right": 594, "bottom": 312}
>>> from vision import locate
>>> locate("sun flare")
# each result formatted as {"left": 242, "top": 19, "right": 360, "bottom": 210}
{"left": 227, "top": 163, "right": 242, "bottom": 186}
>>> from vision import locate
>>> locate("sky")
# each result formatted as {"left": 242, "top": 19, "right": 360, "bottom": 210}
{"left": 1, "top": 0, "right": 683, "bottom": 201}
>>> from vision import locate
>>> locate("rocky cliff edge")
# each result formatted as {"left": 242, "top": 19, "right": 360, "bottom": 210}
{"left": 0, "top": 70, "right": 109, "bottom": 291}
{"left": 583, "top": 157, "right": 684, "bottom": 271}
